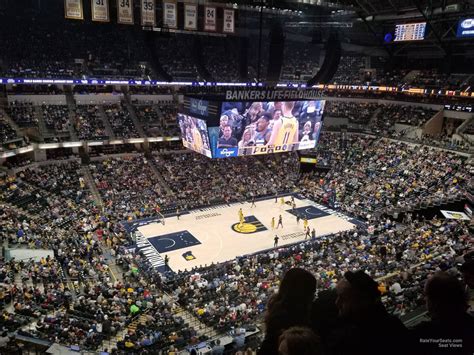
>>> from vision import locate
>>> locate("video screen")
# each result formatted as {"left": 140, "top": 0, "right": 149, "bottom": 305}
{"left": 394, "top": 22, "right": 426, "bottom": 41}
{"left": 457, "top": 18, "right": 474, "bottom": 38}
{"left": 215, "top": 100, "right": 325, "bottom": 157}
{"left": 177, "top": 113, "right": 212, "bottom": 158}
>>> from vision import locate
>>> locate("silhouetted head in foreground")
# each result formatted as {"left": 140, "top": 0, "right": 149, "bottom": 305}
{"left": 424, "top": 271, "right": 468, "bottom": 320}
{"left": 278, "top": 326, "right": 321, "bottom": 355}
{"left": 336, "top": 270, "right": 381, "bottom": 319}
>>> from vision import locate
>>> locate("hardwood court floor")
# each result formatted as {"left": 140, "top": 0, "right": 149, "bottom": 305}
{"left": 137, "top": 196, "right": 356, "bottom": 272}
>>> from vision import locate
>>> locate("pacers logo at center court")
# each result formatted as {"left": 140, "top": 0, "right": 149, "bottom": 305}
{"left": 231, "top": 215, "right": 267, "bottom": 234}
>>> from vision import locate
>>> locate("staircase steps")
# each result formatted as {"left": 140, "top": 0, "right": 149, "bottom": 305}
{"left": 0, "top": 107, "right": 23, "bottom": 138}
{"left": 123, "top": 98, "right": 146, "bottom": 138}
{"left": 147, "top": 156, "right": 174, "bottom": 196}
{"left": 65, "top": 91, "right": 79, "bottom": 141}
{"left": 98, "top": 105, "right": 116, "bottom": 140}
{"left": 80, "top": 166, "right": 104, "bottom": 207}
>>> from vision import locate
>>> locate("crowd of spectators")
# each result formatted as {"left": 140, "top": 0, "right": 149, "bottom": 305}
{"left": 324, "top": 101, "right": 378, "bottom": 124}
{"left": 202, "top": 38, "right": 240, "bottom": 82}
{"left": 41, "top": 104, "right": 70, "bottom": 133}
{"left": 158, "top": 37, "right": 199, "bottom": 81}
{"left": 331, "top": 56, "right": 366, "bottom": 85}
{"left": 165, "top": 215, "right": 471, "bottom": 343}
{"left": 281, "top": 42, "right": 319, "bottom": 82}
{"left": 133, "top": 104, "right": 162, "bottom": 137}
{"left": 74, "top": 105, "right": 107, "bottom": 141}
{"left": 89, "top": 156, "right": 169, "bottom": 220}
{"left": 157, "top": 103, "right": 179, "bottom": 137}
{"left": 0, "top": 130, "right": 472, "bottom": 354}
{"left": 0, "top": 114, "right": 18, "bottom": 144}
{"left": 370, "top": 104, "right": 438, "bottom": 135}
{"left": 104, "top": 103, "right": 140, "bottom": 139}
{"left": 5, "top": 102, "right": 38, "bottom": 127}
{"left": 300, "top": 136, "right": 469, "bottom": 219}
{"left": 155, "top": 153, "right": 299, "bottom": 209}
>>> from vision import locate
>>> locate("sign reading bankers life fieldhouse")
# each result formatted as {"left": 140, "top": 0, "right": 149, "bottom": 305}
{"left": 214, "top": 97, "right": 326, "bottom": 158}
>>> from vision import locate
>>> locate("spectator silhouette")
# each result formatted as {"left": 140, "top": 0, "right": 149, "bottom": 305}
{"left": 257, "top": 268, "right": 317, "bottom": 355}
{"left": 278, "top": 326, "right": 321, "bottom": 355}
{"left": 411, "top": 271, "right": 474, "bottom": 355}
{"left": 310, "top": 289, "right": 339, "bottom": 353}
{"left": 331, "top": 270, "right": 408, "bottom": 355}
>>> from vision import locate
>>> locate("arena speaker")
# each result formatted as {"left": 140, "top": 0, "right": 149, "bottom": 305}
{"left": 143, "top": 31, "right": 173, "bottom": 82}
{"left": 239, "top": 37, "right": 249, "bottom": 81}
{"left": 307, "top": 32, "right": 341, "bottom": 86}
{"left": 191, "top": 37, "right": 213, "bottom": 82}
{"left": 266, "top": 20, "right": 285, "bottom": 85}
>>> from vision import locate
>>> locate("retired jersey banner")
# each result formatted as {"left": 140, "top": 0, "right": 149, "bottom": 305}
{"left": 141, "top": 0, "right": 156, "bottom": 26}
{"left": 91, "top": 0, "right": 109, "bottom": 22}
{"left": 117, "top": 0, "right": 134, "bottom": 24}
{"left": 184, "top": 4, "right": 197, "bottom": 30}
{"left": 223, "top": 9, "right": 235, "bottom": 33}
{"left": 163, "top": 1, "right": 177, "bottom": 28}
{"left": 65, "top": 0, "right": 84, "bottom": 19}
{"left": 204, "top": 7, "right": 216, "bottom": 31}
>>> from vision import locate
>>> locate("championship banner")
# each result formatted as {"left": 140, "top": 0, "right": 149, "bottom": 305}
{"left": 91, "top": 0, "right": 109, "bottom": 22}
{"left": 184, "top": 4, "right": 197, "bottom": 30}
{"left": 141, "top": 0, "right": 156, "bottom": 26}
{"left": 223, "top": 9, "right": 234, "bottom": 33}
{"left": 163, "top": 1, "right": 177, "bottom": 28}
{"left": 65, "top": 0, "right": 84, "bottom": 20}
{"left": 117, "top": 0, "right": 134, "bottom": 25}
{"left": 204, "top": 6, "right": 216, "bottom": 31}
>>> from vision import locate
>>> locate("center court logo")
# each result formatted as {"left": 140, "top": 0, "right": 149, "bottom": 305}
{"left": 216, "top": 147, "right": 238, "bottom": 158}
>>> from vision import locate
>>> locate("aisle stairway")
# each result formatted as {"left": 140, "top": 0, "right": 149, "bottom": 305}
{"left": 123, "top": 94, "right": 146, "bottom": 137}
{"left": 80, "top": 166, "right": 104, "bottom": 208}
{"left": 65, "top": 91, "right": 79, "bottom": 141}
{"left": 98, "top": 105, "right": 116, "bottom": 140}
{"left": 0, "top": 106, "right": 23, "bottom": 138}
{"left": 148, "top": 156, "right": 174, "bottom": 196}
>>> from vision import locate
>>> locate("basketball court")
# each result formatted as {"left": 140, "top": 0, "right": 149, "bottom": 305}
{"left": 130, "top": 195, "right": 359, "bottom": 272}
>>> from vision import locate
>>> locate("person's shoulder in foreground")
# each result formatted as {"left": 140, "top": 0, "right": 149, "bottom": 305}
{"left": 410, "top": 271, "right": 474, "bottom": 355}
{"left": 327, "top": 270, "right": 409, "bottom": 355}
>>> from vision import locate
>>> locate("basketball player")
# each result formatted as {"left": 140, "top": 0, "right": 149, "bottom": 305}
{"left": 267, "top": 101, "right": 299, "bottom": 150}
{"left": 305, "top": 227, "right": 311, "bottom": 240}
{"left": 254, "top": 113, "right": 272, "bottom": 146}
{"left": 277, "top": 215, "right": 283, "bottom": 229}
{"left": 238, "top": 208, "right": 243, "bottom": 221}
{"left": 271, "top": 217, "right": 275, "bottom": 230}
{"left": 251, "top": 197, "right": 256, "bottom": 208}
{"left": 274, "top": 235, "right": 279, "bottom": 248}
{"left": 280, "top": 197, "right": 285, "bottom": 206}
{"left": 303, "top": 217, "right": 308, "bottom": 232}
{"left": 190, "top": 118, "right": 203, "bottom": 152}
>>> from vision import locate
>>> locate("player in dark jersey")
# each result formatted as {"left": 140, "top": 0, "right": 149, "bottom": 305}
{"left": 254, "top": 112, "right": 272, "bottom": 146}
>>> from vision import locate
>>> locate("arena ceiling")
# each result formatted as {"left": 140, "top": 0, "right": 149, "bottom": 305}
{"left": 230, "top": 0, "right": 474, "bottom": 57}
